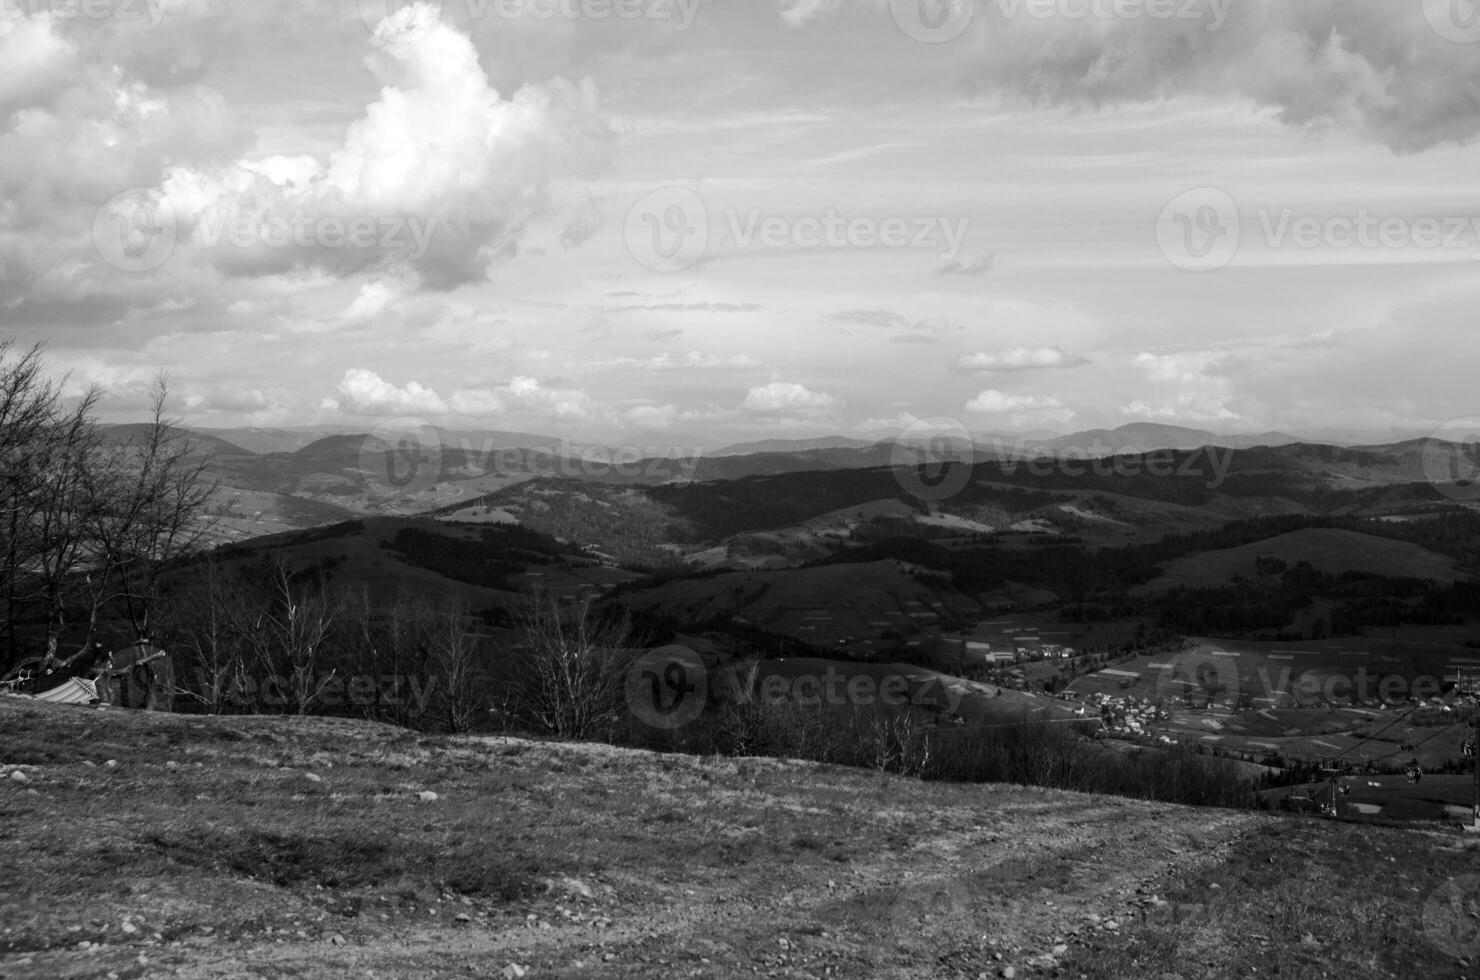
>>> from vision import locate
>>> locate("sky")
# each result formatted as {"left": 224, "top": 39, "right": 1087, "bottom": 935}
{"left": 4, "top": 0, "right": 1480, "bottom": 447}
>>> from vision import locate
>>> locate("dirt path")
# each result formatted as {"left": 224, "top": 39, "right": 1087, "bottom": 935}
{"left": 29, "top": 795, "right": 1261, "bottom": 980}
{"left": 8, "top": 701, "right": 1427, "bottom": 980}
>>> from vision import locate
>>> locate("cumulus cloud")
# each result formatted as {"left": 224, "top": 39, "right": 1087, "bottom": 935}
{"left": 957, "top": 0, "right": 1480, "bottom": 152}
{"left": 503, "top": 375, "right": 599, "bottom": 421}
{"left": 965, "top": 389, "right": 1075, "bottom": 425}
{"left": 339, "top": 280, "right": 402, "bottom": 322}
{"left": 1117, "top": 351, "right": 1243, "bottom": 423}
{"left": 156, "top": 3, "right": 611, "bottom": 288}
{"left": 744, "top": 380, "right": 841, "bottom": 414}
{"left": 330, "top": 368, "right": 448, "bottom": 415}
{"left": 323, "top": 368, "right": 508, "bottom": 417}
{"left": 955, "top": 347, "right": 1088, "bottom": 372}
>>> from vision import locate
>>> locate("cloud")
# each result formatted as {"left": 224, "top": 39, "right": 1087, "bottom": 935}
{"left": 324, "top": 368, "right": 507, "bottom": 417}
{"left": 935, "top": 253, "right": 996, "bottom": 277}
{"left": 447, "top": 388, "right": 507, "bottom": 415}
{"left": 0, "top": 13, "right": 78, "bottom": 120}
{"left": 957, "top": 1, "right": 1480, "bottom": 152}
{"left": 744, "top": 380, "right": 841, "bottom": 414}
{"left": 831, "top": 309, "right": 907, "bottom": 329}
{"left": 855, "top": 412, "right": 923, "bottom": 432}
{"left": 339, "top": 280, "right": 401, "bottom": 322}
{"left": 830, "top": 309, "right": 963, "bottom": 341}
{"left": 1117, "top": 351, "right": 1243, "bottom": 423}
{"left": 330, "top": 368, "right": 448, "bottom": 415}
{"left": 965, "top": 389, "right": 1075, "bottom": 425}
{"left": 155, "top": 3, "right": 612, "bottom": 288}
{"left": 955, "top": 347, "right": 1089, "bottom": 372}
{"left": 609, "top": 301, "right": 763, "bottom": 313}
{"left": 624, "top": 403, "right": 680, "bottom": 429}
{"left": 503, "top": 375, "right": 599, "bottom": 421}
{"left": 559, "top": 199, "right": 605, "bottom": 250}
{"left": 611, "top": 352, "right": 761, "bottom": 371}
{"left": 778, "top": 0, "right": 845, "bottom": 28}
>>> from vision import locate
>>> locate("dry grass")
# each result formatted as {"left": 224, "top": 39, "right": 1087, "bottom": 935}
{"left": 1, "top": 699, "right": 1475, "bottom": 979}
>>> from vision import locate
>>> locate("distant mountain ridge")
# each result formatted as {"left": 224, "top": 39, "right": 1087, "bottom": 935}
{"left": 1039, "top": 423, "right": 1310, "bottom": 454}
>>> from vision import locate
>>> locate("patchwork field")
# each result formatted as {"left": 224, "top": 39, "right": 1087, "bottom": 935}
{"left": 1070, "top": 636, "right": 1480, "bottom": 772}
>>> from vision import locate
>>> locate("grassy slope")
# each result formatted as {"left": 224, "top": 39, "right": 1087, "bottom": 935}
{"left": 1, "top": 700, "right": 1477, "bottom": 980}
{"left": 1147, "top": 528, "right": 1467, "bottom": 591}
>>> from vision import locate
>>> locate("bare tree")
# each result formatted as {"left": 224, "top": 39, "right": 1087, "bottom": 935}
{"left": 155, "top": 556, "right": 249, "bottom": 714}
{"left": 513, "top": 593, "right": 633, "bottom": 740}
{"left": 16, "top": 390, "right": 102, "bottom": 668}
{"left": 233, "top": 561, "right": 340, "bottom": 715}
{"left": 86, "top": 376, "right": 218, "bottom": 643}
{"left": 427, "top": 595, "right": 483, "bottom": 733}
{"left": 0, "top": 343, "right": 78, "bottom": 669}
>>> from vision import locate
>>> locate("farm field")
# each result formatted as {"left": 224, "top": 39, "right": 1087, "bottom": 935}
{"left": 1069, "top": 636, "right": 1480, "bottom": 771}
{"left": 1261, "top": 774, "right": 1478, "bottom": 824}
{"left": 1069, "top": 636, "right": 1480, "bottom": 708}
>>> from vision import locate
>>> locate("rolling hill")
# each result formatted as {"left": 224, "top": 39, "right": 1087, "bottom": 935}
{"left": 1146, "top": 528, "right": 1469, "bottom": 592}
